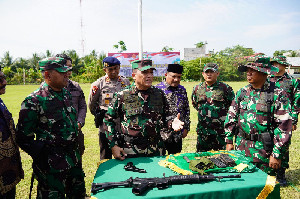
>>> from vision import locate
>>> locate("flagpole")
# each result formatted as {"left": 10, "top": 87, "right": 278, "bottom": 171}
{"left": 138, "top": 0, "right": 143, "bottom": 59}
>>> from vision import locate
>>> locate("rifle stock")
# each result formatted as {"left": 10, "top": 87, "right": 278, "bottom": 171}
{"left": 91, "top": 174, "right": 241, "bottom": 195}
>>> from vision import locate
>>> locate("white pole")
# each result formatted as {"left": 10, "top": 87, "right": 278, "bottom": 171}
{"left": 23, "top": 68, "right": 25, "bottom": 85}
{"left": 138, "top": 0, "right": 143, "bottom": 60}
{"left": 79, "top": 0, "right": 85, "bottom": 56}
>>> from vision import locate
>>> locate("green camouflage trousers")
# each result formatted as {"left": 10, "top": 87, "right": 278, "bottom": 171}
{"left": 34, "top": 165, "right": 85, "bottom": 199}
{"left": 196, "top": 133, "right": 226, "bottom": 152}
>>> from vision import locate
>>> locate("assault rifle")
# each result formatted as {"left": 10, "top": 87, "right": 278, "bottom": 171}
{"left": 91, "top": 173, "right": 241, "bottom": 195}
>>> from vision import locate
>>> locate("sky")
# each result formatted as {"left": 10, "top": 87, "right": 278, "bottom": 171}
{"left": 0, "top": 0, "right": 300, "bottom": 60}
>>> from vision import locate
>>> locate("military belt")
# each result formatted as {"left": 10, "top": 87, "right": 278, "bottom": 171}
{"left": 238, "top": 129, "right": 262, "bottom": 142}
{"left": 200, "top": 121, "right": 221, "bottom": 130}
{"left": 124, "top": 135, "right": 148, "bottom": 146}
{"left": 50, "top": 143, "right": 78, "bottom": 154}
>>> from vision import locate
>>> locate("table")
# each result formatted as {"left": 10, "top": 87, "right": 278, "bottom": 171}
{"left": 91, "top": 156, "right": 279, "bottom": 199}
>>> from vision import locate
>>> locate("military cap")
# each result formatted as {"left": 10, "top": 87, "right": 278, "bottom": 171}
{"left": 39, "top": 57, "right": 71, "bottom": 72}
{"left": 270, "top": 55, "right": 290, "bottom": 66}
{"left": 238, "top": 56, "right": 279, "bottom": 75}
{"left": 103, "top": 57, "right": 121, "bottom": 68}
{"left": 167, "top": 64, "right": 183, "bottom": 74}
{"left": 203, "top": 63, "right": 218, "bottom": 72}
{"left": 55, "top": 54, "right": 73, "bottom": 70}
{"left": 132, "top": 59, "right": 156, "bottom": 71}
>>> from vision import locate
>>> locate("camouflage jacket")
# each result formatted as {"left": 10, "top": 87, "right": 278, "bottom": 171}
{"left": 268, "top": 72, "right": 300, "bottom": 125}
{"left": 65, "top": 80, "right": 87, "bottom": 126}
{"left": 155, "top": 81, "right": 190, "bottom": 142}
{"left": 191, "top": 81, "right": 235, "bottom": 135}
{"left": 88, "top": 75, "right": 130, "bottom": 114}
{"left": 224, "top": 80, "right": 292, "bottom": 162}
{"left": 0, "top": 98, "right": 23, "bottom": 194}
{"left": 103, "top": 83, "right": 174, "bottom": 157}
{"left": 16, "top": 83, "right": 81, "bottom": 172}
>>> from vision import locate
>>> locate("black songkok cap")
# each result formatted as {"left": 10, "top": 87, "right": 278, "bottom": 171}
{"left": 167, "top": 64, "right": 183, "bottom": 74}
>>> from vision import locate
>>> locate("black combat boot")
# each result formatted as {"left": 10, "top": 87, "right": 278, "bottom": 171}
{"left": 277, "top": 168, "right": 288, "bottom": 186}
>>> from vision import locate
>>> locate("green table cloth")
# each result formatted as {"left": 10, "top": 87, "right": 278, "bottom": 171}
{"left": 91, "top": 155, "right": 279, "bottom": 199}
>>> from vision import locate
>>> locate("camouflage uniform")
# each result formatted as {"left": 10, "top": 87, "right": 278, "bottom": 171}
{"left": 269, "top": 73, "right": 300, "bottom": 125}
{"left": 103, "top": 83, "right": 174, "bottom": 158}
{"left": 268, "top": 56, "right": 300, "bottom": 183}
{"left": 0, "top": 98, "right": 23, "bottom": 196}
{"left": 155, "top": 81, "right": 190, "bottom": 153}
{"left": 269, "top": 73, "right": 300, "bottom": 165}
{"left": 192, "top": 81, "right": 235, "bottom": 152}
{"left": 225, "top": 57, "right": 292, "bottom": 175}
{"left": 88, "top": 75, "right": 130, "bottom": 159}
{"left": 17, "top": 57, "right": 85, "bottom": 198}
{"left": 66, "top": 79, "right": 87, "bottom": 156}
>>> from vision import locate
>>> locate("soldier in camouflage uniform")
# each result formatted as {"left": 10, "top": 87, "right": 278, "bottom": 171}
{"left": 191, "top": 63, "right": 235, "bottom": 152}
{"left": 155, "top": 64, "right": 190, "bottom": 154}
{"left": 225, "top": 56, "right": 292, "bottom": 176}
{"left": 16, "top": 57, "right": 85, "bottom": 198}
{"left": 56, "top": 54, "right": 87, "bottom": 156}
{"left": 103, "top": 59, "right": 184, "bottom": 160}
{"left": 268, "top": 55, "right": 300, "bottom": 185}
{"left": 0, "top": 70, "right": 24, "bottom": 198}
{"left": 88, "top": 57, "right": 130, "bottom": 160}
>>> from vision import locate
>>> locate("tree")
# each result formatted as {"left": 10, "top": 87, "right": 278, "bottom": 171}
{"left": 181, "top": 45, "right": 254, "bottom": 81}
{"left": 44, "top": 50, "right": 53, "bottom": 58}
{"left": 218, "top": 45, "right": 254, "bottom": 58}
{"left": 181, "top": 57, "right": 212, "bottom": 81}
{"left": 211, "top": 45, "right": 254, "bottom": 81}
{"left": 273, "top": 50, "right": 299, "bottom": 57}
{"left": 113, "top": 40, "right": 127, "bottom": 53}
{"left": 2, "top": 67, "right": 14, "bottom": 79}
{"left": 289, "top": 51, "right": 298, "bottom": 57}
{"left": 194, "top": 41, "right": 207, "bottom": 48}
{"left": 65, "top": 50, "right": 84, "bottom": 75}
{"left": 1, "top": 51, "right": 13, "bottom": 67}
{"left": 273, "top": 50, "right": 289, "bottom": 57}
{"left": 29, "top": 53, "right": 41, "bottom": 71}
{"left": 161, "top": 46, "right": 174, "bottom": 52}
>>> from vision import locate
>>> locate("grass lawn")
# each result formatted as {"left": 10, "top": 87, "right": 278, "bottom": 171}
{"left": 1, "top": 81, "right": 299, "bottom": 198}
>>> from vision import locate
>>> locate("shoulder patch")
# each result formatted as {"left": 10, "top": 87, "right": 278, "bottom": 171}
{"left": 92, "top": 86, "right": 99, "bottom": 96}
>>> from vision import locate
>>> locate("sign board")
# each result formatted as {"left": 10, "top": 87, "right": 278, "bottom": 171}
{"left": 108, "top": 52, "right": 180, "bottom": 77}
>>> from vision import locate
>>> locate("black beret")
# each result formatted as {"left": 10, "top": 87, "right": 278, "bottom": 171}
{"left": 167, "top": 64, "right": 183, "bottom": 74}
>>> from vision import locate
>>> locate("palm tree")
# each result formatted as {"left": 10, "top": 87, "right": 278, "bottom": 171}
{"left": 66, "top": 50, "right": 83, "bottom": 75}
{"left": 161, "top": 46, "right": 174, "bottom": 52}
{"left": 30, "top": 53, "right": 41, "bottom": 71}
{"left": 2, "top": 51, "right": 13, "bottom": 67}
{"left": 44, "top": 50, "right": 53, "bottom": 58}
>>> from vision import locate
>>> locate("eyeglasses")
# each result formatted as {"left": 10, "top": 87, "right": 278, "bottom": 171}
{"left": 0, "top": 75, "right": 6, "bottom": 84}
